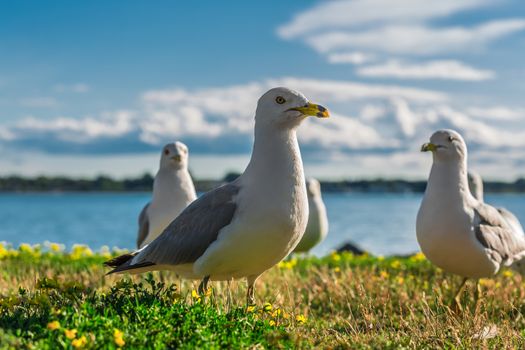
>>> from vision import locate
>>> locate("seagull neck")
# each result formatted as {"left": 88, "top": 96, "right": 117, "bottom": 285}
{"left": 152, "top": 168, "right": 194, "bottom": 201}
{"left": 243, "top": 124, "right": 304, "bottom": 183}
{"left": 426, "top": 159, "right": 471, "bottom": 201}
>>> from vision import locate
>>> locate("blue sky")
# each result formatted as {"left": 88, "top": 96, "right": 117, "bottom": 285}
{"left": 1, "top": 0, "right": 524, "bottom": 179}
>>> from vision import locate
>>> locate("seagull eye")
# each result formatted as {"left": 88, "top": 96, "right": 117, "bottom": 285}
{"left": 164, "top": 149, "right": 170, "bottom": 155}
{"left": 448, "top": 136, "right": 456, "bottom": 142}
{"left": 275, "top": 96, "right": 286, "bottom": 104}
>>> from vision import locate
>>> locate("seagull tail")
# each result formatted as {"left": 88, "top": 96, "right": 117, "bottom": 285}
{"left": 104, "top": 252, "right": 156, "bottom": 275}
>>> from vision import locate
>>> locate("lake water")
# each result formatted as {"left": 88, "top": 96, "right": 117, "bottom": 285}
{"left": 1, "top": 192, "right": 524, "bottom": 256}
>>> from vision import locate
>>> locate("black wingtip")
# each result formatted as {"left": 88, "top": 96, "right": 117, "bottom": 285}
{"left": 103, "top": 253, "right": 135, "bottom": 268}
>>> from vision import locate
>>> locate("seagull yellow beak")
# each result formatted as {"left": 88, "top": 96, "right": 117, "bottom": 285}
{"left": 291, "top": 102, "right": 330, "bottom": 118}
{"left": 171, "top": 154, "right": 182, "bottom": 161}
{"left": 421, "top": 143, "right": 437, "bottom": 152}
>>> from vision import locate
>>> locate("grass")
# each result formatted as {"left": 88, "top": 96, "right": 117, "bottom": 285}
{"left": 1, "top": 243, "right": 525, "bottom": 349}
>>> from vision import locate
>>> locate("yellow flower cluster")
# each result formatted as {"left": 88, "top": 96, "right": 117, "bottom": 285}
{"left": 72, "top": 336, "right": 88, "bottom": 348}
{"left": 390, "top": 260, "right": 401, "bottom": 269}
{"left": 410, "top": 252, "right": 426, "bottom": 262}
{"left": 47, "top": 321, "right": 60, "bottom": 331}
{"left": 295, "top": 314, "right": 307, "bottom": 324}
{"left": 114, "top": 329, "right": 125, "bottom": 347}
{"left": 277, "top": 258, "right": 298, "bottom": 270}
{"left": 70, "top": 244, "right": 94, "bottom": 260}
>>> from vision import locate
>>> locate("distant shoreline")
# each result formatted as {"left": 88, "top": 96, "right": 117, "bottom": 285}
{"left": 1, "top": 174, "right": 524, "bottom": 194}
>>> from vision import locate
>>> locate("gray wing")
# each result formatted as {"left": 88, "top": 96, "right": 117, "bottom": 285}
{"left": 131, "top": 182, "right": 240, "bottom": 267}
{"left": 498, "top": 207, "right": 525, "bottom": 235}
{"left": 136, "top": 203, "right": 150, "bottom": 248}
{"left": 474, "top": 203, "right": 525, "bottom": 266}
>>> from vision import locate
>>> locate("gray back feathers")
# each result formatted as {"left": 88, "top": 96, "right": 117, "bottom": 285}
{"left": 474, "top": 203, "right": 525, "bottom": 266}
{"left": 136, "top": 203, "right": 150, "bottom": 248}
{"left": 131, "top": 182, "right": 240, "bottom": 267}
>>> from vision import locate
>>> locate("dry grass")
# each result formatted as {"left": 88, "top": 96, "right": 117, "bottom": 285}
{"left": 1, "top": 244, "right": 525, "bottom": 348}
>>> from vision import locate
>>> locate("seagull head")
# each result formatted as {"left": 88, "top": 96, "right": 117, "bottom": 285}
{"left": 306, "top": 178, "right": 321, "bottom": 198}
{"left": 160, "top": 141, "right": 189, "bottom": 169}
{"left": 255, "top": 87, "right": 329, "bottom": 129}
{"left": 421, "top": 129, "right": 467, "bottom": 163}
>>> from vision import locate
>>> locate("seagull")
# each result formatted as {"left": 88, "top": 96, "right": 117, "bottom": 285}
{"left": 417, "top": 129, "right": 525, "bottom": 309}
{"left": 468, "top": 171, "right": 524, "bottom": 238}
{"left": 468, "top": 171, "right": 484, "bottom": 202}
{"left": 105, "top": 87, "right": 330, "bottom": 303}
{"left": 137, "top": 142, "right": 197, "bottom": 248}
{"left": 293, "top": 178, "right": 329, "bottom": 253}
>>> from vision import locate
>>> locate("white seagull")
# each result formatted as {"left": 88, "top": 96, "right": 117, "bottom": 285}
{"left": 468, "top": 171, "right": 484, "bottom": 202}
{"left": 105, "top": 87, "right": 330, "bottom": 303}
{"left": 468, "top": 171, "right": 524, "bottom": 237}
{"left": 137, "top": 142, "right": 197, "bottom": 248}
{"left": 416, "top": 129, "right": 525, "bottom": 307}
{"left": 293, "top": 178, "right": 329, "bottom": 253}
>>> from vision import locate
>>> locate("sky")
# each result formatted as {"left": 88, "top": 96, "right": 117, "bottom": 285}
{"left": 1, "top": 0, "right": 524, "bottom": 180}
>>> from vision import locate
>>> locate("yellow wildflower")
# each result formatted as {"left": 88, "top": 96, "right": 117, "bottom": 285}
{"left": 503, "top": 270, "right": 514, "bottom": 278}
{"left": 295, "top": 314, "right": 307, "bottom": 324}
{"left": 47, "top": 321, "right": 60, "bottom": 330}
{"left": 271, "top": 308, "right": 282, "bottom": 318}
{"left": 330, "top": 252, "right": 341, "bottom": 262}
{"left": 262, "top": 302, "right": 273, "bottom": 312}
{"left": 49, "top": 243, "right": 63, "bottom": 253}
{"left": 379, "top": 270, "right": 389, "bottom": 279}
{"left": 19, "top": 243, "right": 33, "bottom": 253}
{"left": 191, "top": 290, "right": 201, "bottom": 302}
{"left": 64, "top": 329, "right": 78, "bottom": 339}
{"left": 246, "top": 305, "right": 256, "bottom": 313}
{"left": 114, "top": 329, "right": 125, "bottom": 347}
{"left": 0, "top": 243, "right": 7, "bottom": 259}
{"left": 333, "top": 267, "right": 341, "bottom": 273}
{"left": 396, "top": 276, "right": 404, "bottom": 285}
{"left": 479, "top": 278, "right": 493, "bottom": 287}
{"left": 377, "top": 255, "right": 385, "bottom": 261}
{"left": 269, "top": 320, "right": 276, "bottom": 326}
{"left": 70, "top": 244, "right": 93, "bottom": 260}
{"left": 410, "top": 252, "right": 426, "bottom": 262}
{"left": 390, "top": 260, "right": 401, "bottom": 269}
{"left": 71, "top": 335, "right": 87, "bottom": 348}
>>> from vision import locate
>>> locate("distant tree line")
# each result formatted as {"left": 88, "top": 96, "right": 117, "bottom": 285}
{"left": 0, "top": 173, "right": 524, "bottom": 193}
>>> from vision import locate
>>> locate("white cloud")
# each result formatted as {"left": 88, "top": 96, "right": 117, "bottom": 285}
{"left": 14, "top": 111, "right": 135, "bottom": 143}
{"left": 327, "top": 52, "right": 375, "bottom": 65}
{"left": 304, "top": 20, "right": 525, "bottom": 56}
{"left": 357, "top": 60, "right": 495, "bottom": 81}
{"left": 466, "top": 106, "right": 524, "bottom": 121}
{"left": 277, "top": 0, "right": 490, "bottom": 39}
{"left": 2, "top": 77, "right": 525, "bottom": 180}
{"left": 277, "top": 0, "right": 525, "bottom": 80}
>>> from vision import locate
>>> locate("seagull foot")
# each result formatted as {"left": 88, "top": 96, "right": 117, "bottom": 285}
{"left": 198, "top": 275, "right": 210, "bottom": 296}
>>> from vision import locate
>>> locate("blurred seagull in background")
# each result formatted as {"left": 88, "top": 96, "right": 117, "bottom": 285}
{"left": 417, "top": 129, "right": 525, "bottom": 310}
{"left": 137, "top": 142, "right": 197, "bottom": 248}
{"left": 468, "top": 171, "right": 484, "bottom": 202}
{"left": 468, "top": 171, "right": 524, "bottom": 238}
{"left": 105, "top": 87, "right": 330, "bottom": 304}
{"left": 293, "top": 178, "right": 329, "bottom": 253}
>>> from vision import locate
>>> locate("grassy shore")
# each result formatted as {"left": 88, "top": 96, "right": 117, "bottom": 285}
{"left": 1, "top": 243, "right": 525, "bottom": 349}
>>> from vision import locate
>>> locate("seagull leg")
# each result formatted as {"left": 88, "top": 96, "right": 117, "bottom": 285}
{"left": 198, "top": 275, "right": 210, "bottom": 295}
{"left": 451, "top": 277, "right": 468, "bottom": 312}
{"left": 246, "top": 275, "right": 259, "bottom": 305}
{"left": 474, "top": 279, "right": 482, "bottom": 312}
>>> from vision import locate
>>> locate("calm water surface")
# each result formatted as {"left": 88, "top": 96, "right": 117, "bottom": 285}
{"left": 1, "top": 192, "right": 524, "bottom": 256}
